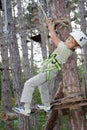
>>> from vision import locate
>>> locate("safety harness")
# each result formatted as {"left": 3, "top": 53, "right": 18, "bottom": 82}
{"left": 43, "top": 52, "right": 61, "bottom": 81}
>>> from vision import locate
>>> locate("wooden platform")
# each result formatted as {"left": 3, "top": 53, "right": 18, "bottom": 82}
{"left": 51, "top": 97, "right": 87, "bottom": 112}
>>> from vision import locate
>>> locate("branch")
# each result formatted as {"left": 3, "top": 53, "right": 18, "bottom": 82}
{"left": 2, "top": 112, "right": 18, "bottom": 121}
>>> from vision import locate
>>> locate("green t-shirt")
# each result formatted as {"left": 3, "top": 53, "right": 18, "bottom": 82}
{"left": 40, "top": 41, "right": 73, "bottom": 72}
{"left": 53, "top": 41, "right": 73, "bottom": 64}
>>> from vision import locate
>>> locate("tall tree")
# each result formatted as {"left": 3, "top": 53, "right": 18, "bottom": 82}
{"left": 17, "top": 1, "right": 39, "bottom": 130}
{"left": 6, "top": 0, "right": 22, "bottom": 108}
{"left": 78, "top": 0, "right": 87, "bottom": 97}
{"left": 0, "top": 11, "right": 13, "bottom": 130}
{"left": 16, "top": 0, "right": 31, "bottom": 80}
{"left": 38, "top": 0, "right": 47, "bottom": 60}
{"left": 5, "top": 1, "right": 28, "bottom": 130}
{"left": 44, "top": 0, "right": 87, "bottom": 130}
{"left": 77, "top": 1, "right": 87, "bottom": 128}
{"left": 44, "top": 0, "right": 71, "bottom": 129}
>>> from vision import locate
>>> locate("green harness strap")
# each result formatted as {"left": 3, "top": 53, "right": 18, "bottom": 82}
{"left": 43, "top": 52, "right": 61, "bottom": 81}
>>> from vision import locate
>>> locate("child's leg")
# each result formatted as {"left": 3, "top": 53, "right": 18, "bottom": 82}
{"left": 38, "top": 69, "right": 58, "bottom": 106}
{"left": 39, "top": 82, "right": 50, "bottom": 107}
{"left": 20, "top": 71, "right": 49, "bottom": 107}
{"left": 13, "top": 69, "right": 58, "bottom": 115}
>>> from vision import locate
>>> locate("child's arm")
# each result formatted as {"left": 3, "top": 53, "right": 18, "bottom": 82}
{"left": 45, "top": 18, "right": 60, "bottom": 47}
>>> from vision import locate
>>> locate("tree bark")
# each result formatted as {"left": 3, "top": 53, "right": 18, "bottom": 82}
{"left": 38, "top": 1, "right": 47, "bottom": 60}
{"left": 44, "top": 0, "right": 86, "bottom": 130}
{"left": 62, "top": 54, "right": 81, "bottom": 96}
{"left": 6, "top": 1, "right": 29, "bottom": 130}
{"left": 0, "top": 10, "right": 13, "bottom": 130}
{"left": 78, "top": 0, "right": 87, "bottom": 98}
{"left": 69, "top": 108, "right": 87, "bottom": 130}
{"left": 7, "top": 0, "right": 22, "bottom": 106}
{"left": 44, "top": 110, "right": 60, "bottom": 130}
{"left": 44, "top": 0, "right": 71, "bottom": 129}
{"left": 16, "top": 0, "right": 31, "bottom": 80}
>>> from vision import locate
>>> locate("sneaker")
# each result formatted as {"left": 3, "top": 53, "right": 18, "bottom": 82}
{"left": 35, "top": 104, "right": 51, "bottom": 112}
{"left": 12, "top": 106, "right": 31, "bottom": 116}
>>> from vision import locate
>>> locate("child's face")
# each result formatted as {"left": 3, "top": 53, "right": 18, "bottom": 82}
{"left": 65, "top": 36, "right": 79, "bottom": 50}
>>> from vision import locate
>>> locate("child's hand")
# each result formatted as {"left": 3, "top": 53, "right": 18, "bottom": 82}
{"left": 45, "top": 18, "right": 51, "bottom": 26}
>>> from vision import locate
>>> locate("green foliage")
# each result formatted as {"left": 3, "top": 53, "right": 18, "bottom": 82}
{"left": 0, "top": 100, "right": 2, "bottom": 117}
{"left": 77, "top": 64, "right": 83, "bottom": 83}
{"left": 0, "top": 62, "right": 2, "bottom": 100}
{"left": 0, "top": 120, "right": 5, "bottom": 130}
{"left": 33, "top": 87, "right": 41, "bottom": 104}
{"left": 60, "top": 116, "right": 69, "bottom": 130}
{"left": 32, "top": 87, "right": 46, "bottom": 130}
{"left": 0, "top": 71, "right": 2, "bottom": 100}
{"left": 36, "top": 111, "right": 46, "bottom": 130}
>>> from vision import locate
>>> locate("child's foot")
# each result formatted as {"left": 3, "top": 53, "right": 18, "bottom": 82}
{"left": 12, "top": 106, "right": 31, "bottom": 116}
{"left": 35, "top": 104, "right": 51, "bottom": 112}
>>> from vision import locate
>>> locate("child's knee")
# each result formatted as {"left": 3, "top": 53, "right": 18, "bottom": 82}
{"left": 24, "top": 80, "right": 30, "bottom": 87}
{"left": 24, "top": 79, "right": 34, "bottom": 87}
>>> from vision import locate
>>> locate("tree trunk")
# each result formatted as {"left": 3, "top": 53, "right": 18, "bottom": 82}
{"left": 78, "top": 0, "right": 87, "bottom": 98}
{"left": 78, "top": 0, "right": 86, "bottom": 33}
{"left": 69, "top": 108, "right": 87, "bottom": 130}
{"left": 7, "top": 0, "right": 22, "bottom": 106}
{"left": 44, "top": 0, "right": 86, "bottom": 129}
{"left": 38, "top": 1, "right": 47, "bottom": 60}
{"left": 17, "top": 1, "right": 38, "bottom": 130}
{"left": 62, "top": 54, "right": 81, "bottom": 96}
{"left": 62, "top": 54, "right": 87, "bottom": 130}
{"left": 44, "top": 110, "right": 60, "bottom": 130}
{"left": 44, "top": 1, "right": 71, "bottom": 129}
{"left": 30, "top": 39, "right": 34, "bottom": 77}
{"left": 16, "top": 0, "right": 31, "bottom": 80}
{"left": 5, "top": 1, "right": 29, "bottom": 130}
{"left": 0, "top": 10, "right": 13, "bottom": 130}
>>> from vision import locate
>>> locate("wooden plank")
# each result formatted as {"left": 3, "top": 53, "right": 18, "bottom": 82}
{"left": 52, "top": 98, "right": 87, "bottom": 110}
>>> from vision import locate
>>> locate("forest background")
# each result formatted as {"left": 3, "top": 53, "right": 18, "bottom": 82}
{"left": 0, "top": 0, "right": 87, "bottom": 130}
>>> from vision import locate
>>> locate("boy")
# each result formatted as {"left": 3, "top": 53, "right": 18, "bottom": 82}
{"left": 13, "top": 19, "right": 87, "bottom": 116}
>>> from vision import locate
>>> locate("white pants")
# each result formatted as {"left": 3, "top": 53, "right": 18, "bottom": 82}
{"left": 20, "top": 69, "right": 58, "bottom": 107}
